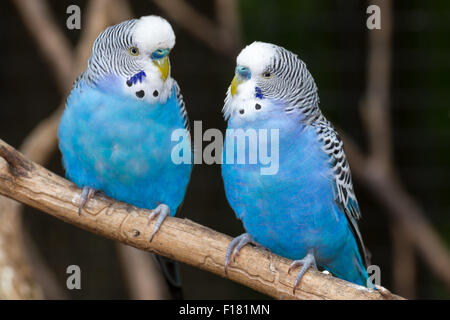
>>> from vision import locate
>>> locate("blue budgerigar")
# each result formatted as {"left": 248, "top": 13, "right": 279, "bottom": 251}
{"left": 221, "top": 42, "right": 372, "bottom": 290}
{"left": 58, "top": 16, "right": 192, "bottom": 242}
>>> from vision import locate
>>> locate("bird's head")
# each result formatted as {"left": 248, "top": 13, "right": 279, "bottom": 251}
{"left": 131, "top": 15, "right": 175, "bottom": 82}
{"left": 84, "top": 15, "right": 176, "bottom": 103}
{"left": 223, "top": 41, "right": 320, "bottom": 122}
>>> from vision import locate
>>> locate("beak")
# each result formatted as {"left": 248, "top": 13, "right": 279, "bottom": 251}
{"left": 153, "top": 56, "right": 170, "bottom": 81}
{"left": 230, "top": 66, "right": 251, "bottom": 97}
{"left": 230, "top": 76, "right": 244, "bottom": 97}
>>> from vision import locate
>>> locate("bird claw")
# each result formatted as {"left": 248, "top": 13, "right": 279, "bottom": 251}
{"left": 147, "top": 204, "right": 170, "bottom": 242}
{"left": 225, "top": 233, "right": 261, "bottom": 275}
{"left": 78, "top": 187, "right": 96, "bottom": 215}
{"left": 288, "top": 251, "right": 318, "bottom": 294}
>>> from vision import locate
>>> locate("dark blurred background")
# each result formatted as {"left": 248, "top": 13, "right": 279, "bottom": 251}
{"left": 0, "top": 0, "right": 449, "bottom": 299}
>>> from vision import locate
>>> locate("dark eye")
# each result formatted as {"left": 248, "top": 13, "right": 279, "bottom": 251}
{"left": 128, "top": 47, "right": 140, "bottom": 56}
{"left": 263, "top": 71, "right": 272, "bottom": 78}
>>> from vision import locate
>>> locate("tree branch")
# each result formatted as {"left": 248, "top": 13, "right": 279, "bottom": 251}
{"left": 0, "top": 139, "right": 403, "bottom": 300}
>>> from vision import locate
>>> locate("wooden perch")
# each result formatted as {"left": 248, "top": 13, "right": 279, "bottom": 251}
{"left": 0, "top": 139, "right": 403, "bottom": 300}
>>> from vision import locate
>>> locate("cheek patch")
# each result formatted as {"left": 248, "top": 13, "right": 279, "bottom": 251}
{"left": 255, "top": 86, "right": 264, "bottom": 99}
{"left": 126, "top": 70, "right": 147, "bottom": 87}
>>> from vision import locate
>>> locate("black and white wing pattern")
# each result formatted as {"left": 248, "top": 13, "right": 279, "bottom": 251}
{"left": 313, "top": 117, "right": 370, "bottom": 266}
{"left": 173, "top": 79, "right": 190, "bottom": 133}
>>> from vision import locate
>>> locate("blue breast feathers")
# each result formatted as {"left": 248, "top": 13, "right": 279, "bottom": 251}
{"left": 58, "top": 78, "right": 192, "bottom": 214}
{"left": 221, "top": 104, "right": 369, "bottom": 286}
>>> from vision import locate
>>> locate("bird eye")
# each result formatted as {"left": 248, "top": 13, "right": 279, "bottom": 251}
{"left": 263, "top": 71, "right": 272, "bottom": 79}
{"left": 151, "top": 48, "right": 166, "bottom": 60}
{"left": 128, "top": 47, "right": 140, "bottom": 56}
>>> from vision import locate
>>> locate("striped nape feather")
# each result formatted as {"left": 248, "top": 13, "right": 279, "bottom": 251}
{"left": 265, "top": 45, "right": 321, "bottom": 123}
{"left": 82, "top": 19, "right": 139, "bottom": 86}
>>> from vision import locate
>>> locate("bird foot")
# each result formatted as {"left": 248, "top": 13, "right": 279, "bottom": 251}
{"left": 225, "top": 233, "right": 261, "bottom": 275}
{"left": 78, "top": 187, "right": 96, "bottom": 215}
{"left": 288, "top": 251, "right": 318, "bottom": 294}
{"left": 147, "top": 204, "right": 170, "bottom": 242}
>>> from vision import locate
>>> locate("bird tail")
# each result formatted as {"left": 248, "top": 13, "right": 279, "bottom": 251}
{"left": 154, "top": 254, "right": 183, "bottom": 299}
{"left": 324, "top": 237, "right": 374, "bottom": 289}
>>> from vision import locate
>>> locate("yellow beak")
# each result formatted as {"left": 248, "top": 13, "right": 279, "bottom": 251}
{"left": 153, "top": 56, "right": 170, "bottom": 81}
{"left": 230, "top": 76, "right": 244, "bottom": 97}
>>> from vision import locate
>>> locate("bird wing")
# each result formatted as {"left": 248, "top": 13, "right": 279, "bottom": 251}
{"left": 313, "top": 118, "right": 370, "bottom": 267}
{"left": 173, "top": 80, "right": 190, "bottom": 133}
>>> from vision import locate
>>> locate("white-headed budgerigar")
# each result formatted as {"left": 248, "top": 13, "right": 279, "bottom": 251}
{"left": 221, "top": 42, "right": 373, "bottom": 290}
{"left": 58, "top": 16, "right": 192, "bottom": 292}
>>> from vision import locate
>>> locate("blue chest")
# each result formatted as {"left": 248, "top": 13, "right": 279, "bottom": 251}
{"left": 221, "top": 113, "right": 351, "bottom": 262}
{"left": 58, "top": 80, "right": 192, "bottom": 213}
